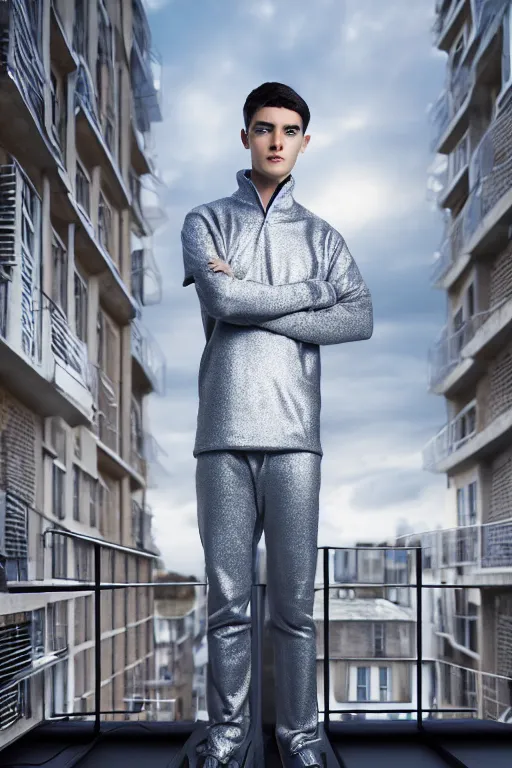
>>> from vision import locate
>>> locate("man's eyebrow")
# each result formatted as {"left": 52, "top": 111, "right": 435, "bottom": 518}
{"left": 252, "top": 120, "right": 301, "bottom": 130}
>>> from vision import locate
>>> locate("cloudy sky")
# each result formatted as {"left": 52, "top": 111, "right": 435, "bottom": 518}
{"left": 140, "top": 0, "right": 451, "bottom": 579}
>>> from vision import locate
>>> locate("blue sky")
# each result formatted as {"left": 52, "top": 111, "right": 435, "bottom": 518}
{"left": 141, "top": 0, "right": 451, "bottom": 578}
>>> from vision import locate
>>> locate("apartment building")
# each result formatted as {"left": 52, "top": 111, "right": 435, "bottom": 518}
{"left": 314, "top": 546, "right": 432, "bottom": 721}
{"left": 149, "top": 571, "right": 206, "bottom": 722}
{"left": 403, "top": 0, "right": 512, "bottom": 722}
{"left": 0, "top": 0, "right": 165, "bottom": 747}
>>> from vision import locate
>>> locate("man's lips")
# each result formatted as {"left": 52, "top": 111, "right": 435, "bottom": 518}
{"left": 267, "top": 156, "right": 284, "bottom": 162}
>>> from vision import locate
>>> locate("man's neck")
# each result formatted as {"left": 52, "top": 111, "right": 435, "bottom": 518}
{"left": 249, "top": 167, "right": 288, "bottom": 211}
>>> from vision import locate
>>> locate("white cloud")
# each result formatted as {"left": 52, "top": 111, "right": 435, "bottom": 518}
{"left": 143, "top": 0, "right": 172, "bottom": 11}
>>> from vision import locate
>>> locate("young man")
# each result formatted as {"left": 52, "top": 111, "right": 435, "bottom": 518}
{"left": 181, "top": 82, "right": 373, "bottom": 768}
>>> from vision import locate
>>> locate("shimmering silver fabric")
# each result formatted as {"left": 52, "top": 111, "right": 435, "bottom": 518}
{"left": 196, "top": 450, "right": 322, "bottom": 762}
{"left": 181, "top": 168, "right": 373, "bottom": 764}
{"left": 181, "top": 168, "right": 373, "bottom": 459}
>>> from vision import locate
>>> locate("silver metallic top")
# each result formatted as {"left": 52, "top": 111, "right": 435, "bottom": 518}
{"left": 181, "top": 168, "right": 373, "bottom": 458}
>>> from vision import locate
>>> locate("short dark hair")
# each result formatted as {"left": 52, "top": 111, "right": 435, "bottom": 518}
{"left": 243, "top": 82, "right": 310, "bottom": 134}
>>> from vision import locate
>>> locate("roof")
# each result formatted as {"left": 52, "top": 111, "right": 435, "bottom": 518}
{"left": 313, "top": 595, "right": 416, "bottom": 622}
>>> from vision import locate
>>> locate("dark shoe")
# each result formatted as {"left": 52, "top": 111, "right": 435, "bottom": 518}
{"left": 277, "top": 736, "right": 324, "bottom": 767}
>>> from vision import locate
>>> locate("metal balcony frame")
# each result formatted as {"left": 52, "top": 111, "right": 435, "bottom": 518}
{"left": 5, "top": 535, "right": 512, "bottom": 768}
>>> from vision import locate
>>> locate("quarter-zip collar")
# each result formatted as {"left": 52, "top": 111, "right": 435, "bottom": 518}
{"left": 233, "top": 168, "right": 295, "bottom": 222}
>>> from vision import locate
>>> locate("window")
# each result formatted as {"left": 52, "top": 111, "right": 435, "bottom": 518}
{"left": 52, "top": 463, "right": 65, "bottom": 521}
{"left": 373, "top": 623, "right": 386, "bottom": 657}
{"left": 96, "top": 1, "right": 116, "bottom": 154}
{"left": 51, "top": 422, "right": 66, "bottom": 520}
{"left": 379, "top": 667, "right": 390, "bottom": 702}
{"left": 98, "top": 193, "right": 113, "bottom": 255}
{"left": 467, "top": 481, "right": 477, "bottom": 525}
{"left": 75, "top": 161, "right": 90, "bottom": 216}
{"left": 50, "top": 69, "right": 67, "bottom": 158}
{"left": 456, "top": 487, "right": 465, "bottom": 527}
{"left": 51, "top": 232, "right": 68, "bottom": 314}
{"left": 72, "top": 465, "right": 80, "bottom": 521}
{"left": 74, "top": 270, "right": 88, "bottom": 343}
{"left": 356, "top": 667, "right": 369, "bottom": 702}
{"left": 89, "top": 477, "right": 97, "bottom": 527}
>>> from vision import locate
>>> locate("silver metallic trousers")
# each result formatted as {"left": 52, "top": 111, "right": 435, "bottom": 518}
{"left": 196, "top": 449, "right": 321, "bottom": 761}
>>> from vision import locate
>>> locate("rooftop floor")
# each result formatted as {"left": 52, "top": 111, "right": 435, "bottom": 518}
{"left": 1, "top": 719, "right": 511, "bottom": 768}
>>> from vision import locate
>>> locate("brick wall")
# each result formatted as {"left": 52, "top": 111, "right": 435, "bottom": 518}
{"left": 489, "top": 241, "right": 512, "bottom": 307}
{"left": 487, "top": 339, "right": 512, "bottom": 424}
{"left": 0, "top": 387, "right": 38, "bottom": 504}
{"left": 496, "top": 593, "right": 512, "bottom": 678}
{"left": 489, "top": 449, "right": 512, "bottom": 523}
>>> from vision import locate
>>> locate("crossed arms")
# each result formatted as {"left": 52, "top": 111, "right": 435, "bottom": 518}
{"left": 181, "top": 211, "right": 373, "bottom": 345}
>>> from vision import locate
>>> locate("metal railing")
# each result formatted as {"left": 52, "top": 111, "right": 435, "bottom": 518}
{"left": 0, "top": 0, "right": 46, "bottom": 126}
{"left": 397, "top": 518, "right": 512, "bottom": 570}
{"left": 7, "top": 537, "right": 507, "bottom": 740}
{"left": 131, "top": 319, "right": 166, "bottom": 394}
{"left": 422, "top": 399, "right": 477, "bottom": 470}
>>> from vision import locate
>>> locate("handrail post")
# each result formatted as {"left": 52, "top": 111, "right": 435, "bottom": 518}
{"left": 94, "top": 542, "right": 101, "bottom": 736}
{"left": 323, "top": 547, "right": 330, "bottom": 735}
{"left": 415, "top": 546, "right": 423, "bottom": 731}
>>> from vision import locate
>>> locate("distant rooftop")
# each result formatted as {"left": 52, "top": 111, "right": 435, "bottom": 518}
{"left": 313, "top": 595, "right": 416, "bottom": 622}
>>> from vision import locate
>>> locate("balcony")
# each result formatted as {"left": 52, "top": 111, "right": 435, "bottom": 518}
{"left": 3, "top": 536, "right": 512, "bottom": 764}
{"left": 462, "top": 100, "right": 512, "bottom": 259}
{"left": 461, "top": 297, "right": 512, "bottom": 360}
{"left": 132, "top": 246, "right": 163, "bottom": 308}
{"left": 0, "top": 0, "right": 59, "bottom": 173}
{"left": 131, "top": 500, "right": 155, "bottom": 552}
{"left": 431, "top": 0, "right": 468, "bottom": 52}
{"left": 427, "top": 322, "right": 479, "bottom": 394}
{"left": 73, "top": 198, "right": 138, "bottom": 326}
{"left": 430, "top": 65, "right": 472, "bottom": 154}
{"left": 74, "top": 61, "right": 129, "bottom": 210}
{"left": 0, "top": 290, "right": 97, "bottom": 426}
{"left": 422, "top": 399, "right": 477, "bottom": 472}
{"left": 130, "top": 170, "right": 168, "bottom": 236}
{"left": 430, "top": 206, "right": 470, "bottom": 288}
{"left": 398, "top": 519, "right": 512, "bottom": 579}
{"left": 131, "top": 319, "right": 166, "bottom": 395}
{"left": 131, "top": 0, "right": 163, "bottom": 134}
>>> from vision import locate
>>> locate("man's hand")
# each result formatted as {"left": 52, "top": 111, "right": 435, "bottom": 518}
{"left": 208, "top": 257, "right": 234, "bottom": 277}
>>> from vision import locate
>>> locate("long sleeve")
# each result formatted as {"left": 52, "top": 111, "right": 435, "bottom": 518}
{"left": 181, "top": 211, "right": 337, "bottom": 323}
{"left": 255, "top": 235, "right": 373, "bottom": 345}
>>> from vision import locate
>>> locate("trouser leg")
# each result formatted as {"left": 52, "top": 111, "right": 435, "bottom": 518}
{"left": 195, "top": 450, "right": 265, "bottom": 762}
{"left": 262, "top": 450, "right": 322, "bottom": 755}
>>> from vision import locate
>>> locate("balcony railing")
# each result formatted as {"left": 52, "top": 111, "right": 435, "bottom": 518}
{"left": 428, "top": 321, "right": 476, "bottom": 389}
{"left": 463, "top": 100, "right": 512, "bottom": 246}
{"left": 430, "top": 206, "right": 466, "bottom": 284}
{"left": 423, "top": 399, "right": 477, "bottom": 470}
{"left": 5, "top": 535, "right": 512, "bottom": 765}
{"left": 431, "top": 0, "right": 465, "bottom": 42}
{"left": 0, "top": 0, "right": 45, "bottom": 128}
{"left": 131, "top": 247, "right": 162, "bottom": 307}
{"left": 130, "top": 171, "right": 167, "bottom": 235}
{"left": 131, "top": 319, "right": 166, "bottom": 395}
{"left": 131, "top": 0, "right": 162, "bottom": 133}
{"left": 45, "top": 294, "right": 96, "bottom": 396}
{"left": 397, "top": 518, "right": 512, "bottom": 570}
{"left": 430, "top": 65, "right": 472, "bottom": 152}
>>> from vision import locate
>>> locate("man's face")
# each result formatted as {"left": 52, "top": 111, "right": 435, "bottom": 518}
{"left": 241, "top": 106, "right": 310, "bottom": 182}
